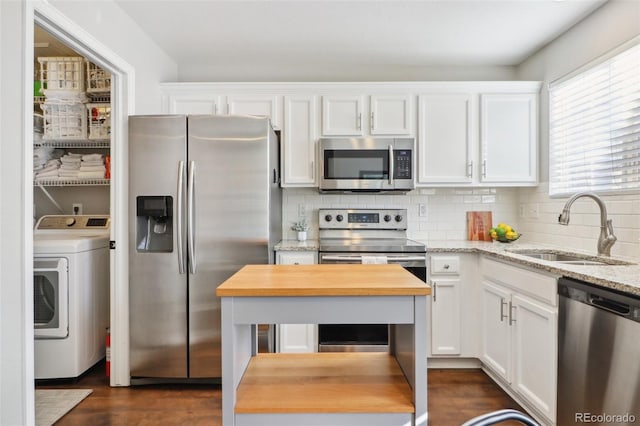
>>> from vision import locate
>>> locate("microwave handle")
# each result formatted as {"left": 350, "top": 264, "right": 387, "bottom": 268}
{"left": 388, "top": 144, "right": 394, "bottom": 186}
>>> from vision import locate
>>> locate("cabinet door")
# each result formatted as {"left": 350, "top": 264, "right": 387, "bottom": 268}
{"left": 511, "top": 294, "right": 557, "bottom": 421}
{"left": 417, "top": 94, "right": 475, "bottom": 185}
{"left": 276, "top": 251, "right": 317, "bottom": 353}
{"left": 321, "top": 95, "right": 364, "bottom": 136}
{"left": 167, "top": 95, "right": 221, "bottom": 114}
{"left": 282, "top": 95, "right": 317, "bottom": 187}
{"left": 430, "top": 278, "right": 461, "bottom": 355}
{"left": 227, "top": 95, "right": 282, "bottom": 129}
{"left": 480, "top": 280, "right": 511, "bottom": 382}
{"left": 370, "top": 94, "right": 412, "bottom": 135}
{"left": 480, "top": 93, "right": 537, "bottom": 184}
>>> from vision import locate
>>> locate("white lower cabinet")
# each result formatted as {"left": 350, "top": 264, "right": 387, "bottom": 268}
{"left": 480, "top": 257, "right": 558, "bottom": 425}
{"left": 275, "top": 251, "right": 318, "bottom": 353}
{"left": 428, "top": 254, "right": 479, "bottom": 358}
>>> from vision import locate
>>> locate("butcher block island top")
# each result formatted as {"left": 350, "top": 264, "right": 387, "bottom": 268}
{"left": 216, "top": 264, "right": 431, "bottom": 297}
{"left": 217, "top": 263, "right": 430, "bottom": 426}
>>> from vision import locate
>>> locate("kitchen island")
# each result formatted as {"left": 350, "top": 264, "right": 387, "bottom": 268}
{"left": 216, "top": 264, "right": 431, "bottom": 426}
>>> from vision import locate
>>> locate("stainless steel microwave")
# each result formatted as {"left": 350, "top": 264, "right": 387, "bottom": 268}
{"left": 318, "top": 137, "right": 415, "bottom": 193}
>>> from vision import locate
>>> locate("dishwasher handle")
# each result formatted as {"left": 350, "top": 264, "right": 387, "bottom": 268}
{"left": 589, "top": 295, "right": 631, "bottom": 316}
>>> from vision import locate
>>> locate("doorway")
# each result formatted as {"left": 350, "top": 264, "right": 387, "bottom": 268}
{"left": 33, "top": 4, "right": 133, "bottom": 387}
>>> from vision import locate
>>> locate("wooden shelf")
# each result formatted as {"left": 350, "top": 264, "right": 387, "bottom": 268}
{"left": 235, "top": 352, "right": 414, "bottom": 414}
{"left": 34, "top": 178, "right": 110, "bottom": 187}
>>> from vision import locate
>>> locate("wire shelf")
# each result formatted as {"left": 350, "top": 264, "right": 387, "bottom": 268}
{"left": 34, "top": 178, "right": 110, "bottom": 187}
{"left": 34, "top": 140, "right": 110, "bottom": 149}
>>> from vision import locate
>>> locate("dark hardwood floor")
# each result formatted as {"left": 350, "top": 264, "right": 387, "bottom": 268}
{"left": 37, "top": 360, "right": 525, "bottom": 425}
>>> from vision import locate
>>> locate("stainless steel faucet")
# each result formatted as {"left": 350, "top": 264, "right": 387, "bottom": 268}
{"left": 558, "top": 192, "right": 617, "bottom": 256}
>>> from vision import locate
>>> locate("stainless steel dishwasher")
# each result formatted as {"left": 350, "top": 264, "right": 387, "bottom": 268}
{"left": 558, "top": 277, "right": 640, "bottom": 425}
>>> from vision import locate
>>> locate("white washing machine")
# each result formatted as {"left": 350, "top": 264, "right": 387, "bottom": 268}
{"left": 33, "top": 215, "right": 110, "bottom": 379}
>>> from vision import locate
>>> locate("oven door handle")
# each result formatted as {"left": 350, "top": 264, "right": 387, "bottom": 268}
{"left": 320, "top": 254, "right": 426, "bottom": 262}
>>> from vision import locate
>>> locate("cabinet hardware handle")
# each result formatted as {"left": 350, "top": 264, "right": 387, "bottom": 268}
{"left": 432, "top": 280, "right": 437, "bottom": 302}
{"left": 500, "top": 298, "right": 508, "bottom": 322}
{"left": 371, "top": 112, "right": 375, "bottom": 131}
{"left": 357, "top": 113, "right": 362, "bottom": 130}
{"left": 509, "top": 301, "right": 516, "bottom": 325}
{"left": 443, "top": 264, "right": 450, "bottom": 269}
{"left": 214, "top": 103, "right": 218, "bottom": 115}
{"left": 482, "top": 160, "right": 487, "bottom": 178}
{"left": 467, "top": 161, "right": 473, "bottom": 178}
{"left": 294, "top": 262, "right": 300, "bottom": 265}
{"left": 311, "top": 161, "right": 314, "bottom": 178}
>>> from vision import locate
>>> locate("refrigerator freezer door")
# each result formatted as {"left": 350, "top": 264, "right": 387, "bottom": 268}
{"left": 129, "top": 115, "right": 189, "bottom": 378}
{"left": 187, "top": 115, "right": 272, "bottom": 377}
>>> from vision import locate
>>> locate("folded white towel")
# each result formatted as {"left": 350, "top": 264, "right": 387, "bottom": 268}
{"left": 78, "top": 170, "right": 105, "bottom": 179}
{"left": 60, "top": 164, "right": 81, "bottom": 171}
{"left": 61, "top": 158, "right": 81, "bottom": 165}
{"left": 65, "top": 152, "right": 83, "bottom": 158}
{"left": 35, "top": 175, "right": 62, "bottom": 181}
{"left": 35, "top": 169, "right": 59, "bottom": 178}
{"left": 82, "top": 154, "right": 103, "bottom": 162}
{"left": 37, "top": 164, "right": 59, "bottom": 174}
{"left": 80, "top": 161, "right": 104, "bottom": 167}
{"left": 59, "top": 170, "right": 80, "bottom": 177}
{"left": 79, "top": 165, "right": 106, "bottom": 172}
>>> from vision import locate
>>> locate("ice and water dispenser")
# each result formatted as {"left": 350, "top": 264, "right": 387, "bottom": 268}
{"left": 136, "top": 196, "right": 173, "bottom": 252}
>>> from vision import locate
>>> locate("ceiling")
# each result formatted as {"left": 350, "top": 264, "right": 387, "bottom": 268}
{"left": 110, "top": 0, "right": 606, "bottom": 79}
{"left": 36, "top": 1, "right": 607, "bottom": 80}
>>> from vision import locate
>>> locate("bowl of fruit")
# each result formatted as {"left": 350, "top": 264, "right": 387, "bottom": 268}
{"left": 490, "top": 223, "right": 520, "bottom": 243}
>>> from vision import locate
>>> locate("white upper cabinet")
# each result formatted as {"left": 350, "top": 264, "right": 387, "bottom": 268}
{"left": 167, "top": 94, "right": 222, "bottom": 115}
{"left": 321, "top": 95, "right": 364, "bottom": 136}
{"left": 227, "top": 94, "right": 282, "bottom": 129}
{"left": 370, "top": 94, "right": 412, "bottom": 135}
{"left": 418, "top": 94, "right": 475, "bottom": 185}
{"left": 282, "top": 95, "right": 318, "bottom": 187}
{"left": 480, "top": 93, "right": 537, "bottom": 184}
{"left": 322, "top": 94, "right": 413, "bottom": 136}
{"left": 417, "top": 84, "right": 539, "bottom": 187}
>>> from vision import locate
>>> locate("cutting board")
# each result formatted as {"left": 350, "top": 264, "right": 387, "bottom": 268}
{"left": 467, "top": 211, "right": 493, "bottom": 241}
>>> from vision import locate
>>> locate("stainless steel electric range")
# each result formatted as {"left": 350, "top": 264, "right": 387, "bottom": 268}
{"left": 318, "top": 208, "right": 427, "bottom": 352}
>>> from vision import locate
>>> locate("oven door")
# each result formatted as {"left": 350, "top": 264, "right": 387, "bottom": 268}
{"left": 34, "top": 258, "right": 69, "bottom": 338}
{"left": 318, "top": 252, "right": 426, "bottom": 352}
{"left": 319, "top": 138, "right": 414, "bottom": 192}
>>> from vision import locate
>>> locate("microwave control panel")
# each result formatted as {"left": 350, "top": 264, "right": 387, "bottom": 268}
{"left": 394, "top": 150, "right": 412, "bottom": 179}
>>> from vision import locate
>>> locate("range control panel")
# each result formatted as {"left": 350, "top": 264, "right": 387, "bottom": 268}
{"left": 36, "top": 215, "right": 111, "bottom": 230}
{"left": 319, "top": 208, "right": 407, "bottom": 230}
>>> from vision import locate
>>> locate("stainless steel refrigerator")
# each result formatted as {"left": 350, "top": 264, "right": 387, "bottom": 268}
{"left": 128, "top": 115, "right": 281, "bottom": 379}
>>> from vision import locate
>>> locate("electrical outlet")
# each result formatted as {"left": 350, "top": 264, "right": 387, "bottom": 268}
{"left": 298, "top": 203, "right": 307, "bottom": 217}
{"left": 418, "top": 203, "right": 427, "bottom": 218}
{"left": 72, "top": 203, "right": 83, "bottom": 215}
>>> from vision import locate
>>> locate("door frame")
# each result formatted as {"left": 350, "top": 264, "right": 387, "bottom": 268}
{"left": 33, "top": 2, "right": 134, "bottom": 387}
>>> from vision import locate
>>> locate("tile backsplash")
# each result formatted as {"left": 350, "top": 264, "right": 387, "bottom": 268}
{"left": 282, "top": 187, "right": 520, "bottom": 241}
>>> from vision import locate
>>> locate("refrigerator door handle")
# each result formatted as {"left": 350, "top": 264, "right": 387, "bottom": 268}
{"left": 177, "top": 161, "right": 186, "bottom": 274}
{"left": 188, "top": 160, "right": 197, "bottom": 274}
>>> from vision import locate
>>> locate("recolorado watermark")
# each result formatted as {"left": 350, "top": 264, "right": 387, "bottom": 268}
{"left": 575, "top": 412, "right": 637, "bottom": 423}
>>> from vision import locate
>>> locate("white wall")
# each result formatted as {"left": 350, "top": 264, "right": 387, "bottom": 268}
{"left": 515, "top": 0, "right": 640, "bottom": 260}
{"left": 282, "top": 188, "right": 520, "bottom": 242}
{"left": 180, "top": 63, "right": 518, "bottom": 82}
{"left": 0, "top": 0, "right": 177, "bottom": 422}
{"left": 47, "top": 0, "right": 178, "bottom": 113}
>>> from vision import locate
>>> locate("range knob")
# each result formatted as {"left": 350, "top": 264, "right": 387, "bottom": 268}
{"left": 65, "top": 217, "right": 76, "bottom": 227}
{"left": 336, "top": 214, "right": 344, "bottom": 222}
{"left": 395, "top": 215, "right": 403, "bottom": 222}
{"left": 324, "top": 214, "right": 333, "bottom": 222}
{"left": 384, "top": 215, "right": 392, "bottom": 222}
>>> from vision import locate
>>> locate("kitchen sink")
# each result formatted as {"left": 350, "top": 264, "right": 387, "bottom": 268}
{"left": 506, "top": 249, "right": 635, "bottom": 266}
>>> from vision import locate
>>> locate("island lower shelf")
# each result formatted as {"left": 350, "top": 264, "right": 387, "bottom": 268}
{"left": 235, "top": 352, "right": 415, "bottom": 415}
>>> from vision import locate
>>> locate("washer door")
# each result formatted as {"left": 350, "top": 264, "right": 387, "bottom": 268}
{"left": 34, "top": 258, "right": 68, "bottom": 338}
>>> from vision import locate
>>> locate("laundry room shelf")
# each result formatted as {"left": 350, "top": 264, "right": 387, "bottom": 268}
{"left": 34, "top": 178, "right": 110, "bottom": 187}
{"left": 34, "top": 139, "right": 110, "bottom": 149}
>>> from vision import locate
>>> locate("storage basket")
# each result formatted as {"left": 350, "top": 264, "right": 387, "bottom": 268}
{"left": 37, "top": 56, "right": 85, "bottom": 96}
{"left": 86, "top": 61, "right": 111, "bottom": 94}
{"left": 41, "top": 102, "right": 87, "bottom": 140}
{"left": 87, "top": 103, "right": 111, "bottom": 140}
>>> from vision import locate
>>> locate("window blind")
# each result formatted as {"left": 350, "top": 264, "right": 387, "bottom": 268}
{"left": 548, "top": 41, "right": 640, "bottom": 196}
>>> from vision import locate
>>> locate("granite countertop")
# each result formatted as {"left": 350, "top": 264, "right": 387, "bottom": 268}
{"left": 423, "top": 240, "right": 640, "bottom": 297}
{"left": 275, "top": 239, "right": 320, "bottom": 251}
{"left": 275, "top": 239, "right": 640, "bottom": 297}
